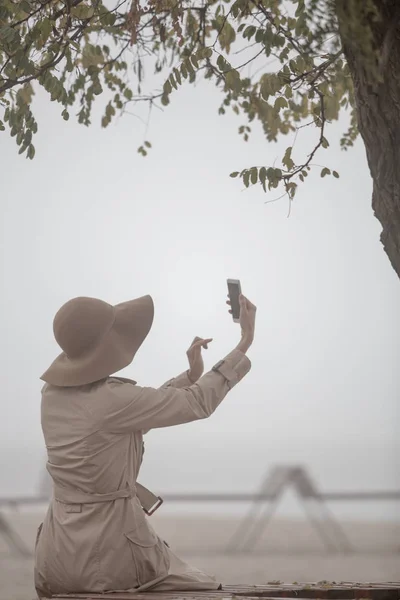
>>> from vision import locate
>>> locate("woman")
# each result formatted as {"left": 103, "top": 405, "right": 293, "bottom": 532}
{"left": 35, "top": 292, "right": 256, "bottom": 598}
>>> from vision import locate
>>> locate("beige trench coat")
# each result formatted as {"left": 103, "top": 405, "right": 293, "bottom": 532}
{"left": 34, "top": 349, "right": 251, "bottom": 598}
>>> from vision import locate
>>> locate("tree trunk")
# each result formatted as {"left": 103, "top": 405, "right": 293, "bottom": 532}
{"left": 336, "top": 0, "right": 400, "bottom": 279}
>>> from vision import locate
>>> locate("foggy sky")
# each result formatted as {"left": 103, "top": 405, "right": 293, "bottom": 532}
{"left": 1, "top": 74, "right": 399, "bottom": 513}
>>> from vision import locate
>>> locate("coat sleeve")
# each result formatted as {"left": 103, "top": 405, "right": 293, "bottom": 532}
{"left": 102, "top": 349, "right": 251, "bottom": 433}
{"left": 159, "top": 370, "right": 193, "bottom": 389}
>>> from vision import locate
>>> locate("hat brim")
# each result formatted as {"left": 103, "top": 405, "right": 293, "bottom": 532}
{"left": 40, "top": 295, "right": 154, "bottom": 387}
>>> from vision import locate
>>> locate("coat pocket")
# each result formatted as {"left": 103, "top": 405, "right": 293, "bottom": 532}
{"left": 124, "top": 522, "right": 170, "bottom": 587}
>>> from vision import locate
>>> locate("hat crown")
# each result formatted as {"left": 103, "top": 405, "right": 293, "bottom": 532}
{"left": 53, "top": 297, "right": 115, "bottom": 359}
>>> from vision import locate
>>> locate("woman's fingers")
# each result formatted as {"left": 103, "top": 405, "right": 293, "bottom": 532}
{"left": 189, "top": 337, "right": 213, "bottom": 351}
{"left": 202, "top": 337, "right": 213, "bottom": 349}
{"left": 197, "top": 337, "right": 213, "bottom": 349}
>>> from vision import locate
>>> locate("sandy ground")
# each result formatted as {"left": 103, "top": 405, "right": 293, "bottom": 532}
{"left": 0, "top": 509, "right": 399, "bottom": 600}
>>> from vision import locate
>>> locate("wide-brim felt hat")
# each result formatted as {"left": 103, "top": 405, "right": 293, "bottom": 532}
{"left": 41, "top": 295, "right": 154, "bottom": 387}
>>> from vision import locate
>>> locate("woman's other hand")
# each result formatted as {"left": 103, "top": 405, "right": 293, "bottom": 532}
{"left": 186, "top": 337, "right": 213, "bottom": 383}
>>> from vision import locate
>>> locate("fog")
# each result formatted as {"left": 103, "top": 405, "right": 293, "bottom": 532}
{"left": 1, "top": 75, "right": 399, "bottom": 522}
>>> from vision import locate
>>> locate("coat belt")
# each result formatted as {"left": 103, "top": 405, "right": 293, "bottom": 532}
{"left": 54, "top": 485, "right": 136, "bottom": 505}
{"left": 53, "top": 482, "right": 161, "bottom": 515}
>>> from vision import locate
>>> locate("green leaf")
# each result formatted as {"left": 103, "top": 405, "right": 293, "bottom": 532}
{"left": 71, "top": 4, "right": 95, "bottom": 19}
{"left": 243, "top": 171, "right": 250, "bottom": 188}
{"left": 250, "top": 167, "right": 258, "bottom": 185}
{"left": 92, "top": 82, "right": 103, "bottom": 95}
{"left": 191, "top": 54, "right": 199, "bottom": 69}
{"left": 144, "top": 141, "right": 152, "bottom": 148}
{"left": 217, "top": 55, "right": 230, "bottom": 73}
{"left": 19, "top": 142, "right": 29, "bottom": 155}
{"left": 295, "top": 0, "right": 305, "bottom": 17}
{"left": 173, "top": 68, "right": 182, "bottom": 86}
{"left": 321, "top": 167, "right": 331, "bottom": 177}
{"left": 333, "top": 171, "right": 340, "bottom": 178}
{"left": 0, "top": 26, "right": 17, "bottom": 44}
{"left": 230, "top": 171, "right": 239, "bottom": 178}
{"left": 24, "top": 131, "right": 32, "bottom": 146}
{"left": 40, "top": 18, "right": 52, "bottom": 44}
{"left": 243, "top": 25, "right": 256, "bottom": 40}
{"left": 274, "top": 34, "right": 286, "bottom": 47}
{"left": 324, "top": 95, "right": 340, "bottom": 120}
{"left": 295, "top": 10, "right": 306, "bottom": 35}
{"left": 321, "top": 136, "right": 330, "bottom": 148}
{"left": 184, "top": 58, "right": 195, "bottom": 76}
{"left": 266, "top": 167, "right": 283, "bottom": 189}
{"left": 180, "top": 62, "right": 188, "bottom": 79}
{"left": 197, "top": 47, "right": 212, "bottom": 60}
{"left": 260, "top": 76, "right": 271, "bottom": 100}
{"left": 163, "top": 79, "right": 172, "bottom": 95}
{"left": 274, "top": 96, "right": 288, "bottom": 112}
{"left": 259, "top": 166, "right": 267, "bottom": 192}
{"left": 27, "top": 144, "right": 35, "bottom": 160}
{"left": 62, "top": 109, "right": 70, "bottom": 121}
{"left": 161, "top": 94, "right": 170, "bottom": 107}
{"left": 282, "top": 146, "right": 295, "bottom": 170}
{"left": 82, "top": 44, "right": 104, "bottom": 68}
{"left": 296, "top": 55, "right": 306, "bottom": 72}
{"left": 225, "top": 70, "right": 241, "bottom": 92}
{"left": 217, "top": 18, "right": 236, "bottom": 51}
{"left": 0, "top": 120, "right": 5, "bottom": 131}
{"left": 20, "top": 1, "right": 33, "bottom": 14}
{"left": 99, "top": 10, "right": 116, "bottom": 26}
{"left": 260, "top": 73, "right": 284, "bottom": 98}
{"left": 286, "top": 182, "right": 298, "bottom": 199}
{"left": 285, "top": 85, "right": 293, "bottom": 99}
{"left": 255, "top": 29, "right": 264, "bottom": 44}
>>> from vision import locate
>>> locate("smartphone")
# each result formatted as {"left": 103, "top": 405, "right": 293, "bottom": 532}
{"left": 227, "top": 279, "right": 242, "bottom": 323}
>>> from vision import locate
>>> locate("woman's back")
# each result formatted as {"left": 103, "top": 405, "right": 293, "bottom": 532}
{"left": 41, "top": 379, "right": 141, "bottom": 495}
{"left": 37, "top": 378, "right": 167, "bottom": 596}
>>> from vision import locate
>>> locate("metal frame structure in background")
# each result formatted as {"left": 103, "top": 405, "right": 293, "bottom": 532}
{"left": 1, "top": 464, "right": 399, "bottom": 557}
{"left": 162, "top": 465, "right": 400, "bottom": 553}
{"left": 223, "top": 466, "right": 354, "bottom": 553}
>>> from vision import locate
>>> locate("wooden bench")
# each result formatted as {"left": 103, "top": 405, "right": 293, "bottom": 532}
{"left": 47, "top": 582, "right": 400, "bottom": 600}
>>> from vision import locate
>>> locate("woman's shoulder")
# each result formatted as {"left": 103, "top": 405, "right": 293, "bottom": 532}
{"left": 107, "top": 376, "right": 137, "bottom": 387}
{"left": 41, "top": 376, "right": 137, "bottom": 395}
